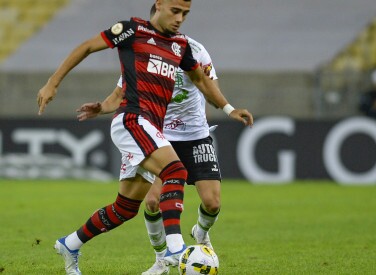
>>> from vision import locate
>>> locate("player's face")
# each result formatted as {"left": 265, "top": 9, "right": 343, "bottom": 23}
{"left": 155, "top": 0, "right": 191, "bottom": 34}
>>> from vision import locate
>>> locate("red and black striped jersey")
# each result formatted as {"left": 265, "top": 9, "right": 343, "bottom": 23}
{"left": 101, "top": 17, "right": 199, "bottom": 131}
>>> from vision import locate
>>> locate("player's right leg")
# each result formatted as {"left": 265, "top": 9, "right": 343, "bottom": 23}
{"left": 141, "top": 178, "right": 169, "bottom": 275}
{"left": 141, "top": 146, "right": 188, "bottom": 266}
{"left": 113, "top": 113, "right": 188, "bottom": 266}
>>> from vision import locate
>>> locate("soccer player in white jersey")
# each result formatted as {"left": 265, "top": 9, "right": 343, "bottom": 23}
{"left": 141, "top": 36, "right": 222, "bottom": 275}
{"left": 77, "top": 37, "right": 223, "bottom": 275}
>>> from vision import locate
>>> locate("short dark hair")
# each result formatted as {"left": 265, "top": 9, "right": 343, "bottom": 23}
{"left": 150, "top": 0, "right": 191, "bottom": 17}
{"left": 150, "top": 4, "right": 156, "bottom": 17}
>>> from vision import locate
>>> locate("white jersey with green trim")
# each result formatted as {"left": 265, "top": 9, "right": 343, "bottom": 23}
{"left": 117, "top": 36, "right": 217, "bottom": 141}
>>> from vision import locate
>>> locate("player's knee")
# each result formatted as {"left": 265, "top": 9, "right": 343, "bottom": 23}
{"left": 145, "top": 195, "right": 160, "bottom": 213}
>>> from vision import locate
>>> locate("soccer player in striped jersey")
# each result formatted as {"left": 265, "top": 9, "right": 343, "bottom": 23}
{"left": 37, "top": 0, "right": 253, "bottom": 274}
{"left": 77, "top": 35, "right": 242, "bottom": 274}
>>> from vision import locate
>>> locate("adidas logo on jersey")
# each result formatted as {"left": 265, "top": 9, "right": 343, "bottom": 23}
{"left": 147, "top": 57, "right": 177, "bottom": 80}
{"left": 147, "top": 38, "right": 156, "bottom": 45}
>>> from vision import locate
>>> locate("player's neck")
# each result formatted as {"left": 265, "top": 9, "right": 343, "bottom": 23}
{"left": 149, "top": 18, "right": 164, "bottom": 33}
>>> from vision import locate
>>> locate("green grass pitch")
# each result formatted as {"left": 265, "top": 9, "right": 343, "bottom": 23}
{"left": 1, "top": 179, "right": 376, "bottom": 274}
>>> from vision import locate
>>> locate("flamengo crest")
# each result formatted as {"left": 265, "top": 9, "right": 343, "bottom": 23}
{"left": 171, "top": 42, "right": 181, "bottom": 57}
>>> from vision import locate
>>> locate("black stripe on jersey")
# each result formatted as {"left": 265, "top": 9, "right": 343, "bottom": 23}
{"left": 118, "top": 21, "right": 138, "bottom": 114}
{"left": 137, "top": 71, "right": 176, "bottom": 88}
{"left": 138, "top": 88, "right": 169, "bottom": 106}
{"left": 141, "top": 110, "right": 164, "bottom": 132}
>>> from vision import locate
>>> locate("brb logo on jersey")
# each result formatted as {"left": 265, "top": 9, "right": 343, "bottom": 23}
{"left": 147, "top": 54, "right": 177, "bottom": 80}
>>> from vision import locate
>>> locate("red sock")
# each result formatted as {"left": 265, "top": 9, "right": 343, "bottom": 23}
{"left": 159, "top": 160, "right": 187, "bottom": 235}
{"left": 77, "top": 193, "right": 142, "bottom": 243}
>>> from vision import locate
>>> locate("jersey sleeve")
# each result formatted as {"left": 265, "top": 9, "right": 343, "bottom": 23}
{"left": 179, "top": 42, "right": 199, "bottom": 72}
{"left": 197, "top": 43, "right": 218, "bottom": 80}
{"left": 117, "top": 75, "right": 122, "bottom": 88}
{"left": 100, "top": 20, "right": 134, "bottom": 48}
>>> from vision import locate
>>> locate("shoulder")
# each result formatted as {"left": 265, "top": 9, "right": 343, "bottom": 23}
{"left": 131, "top": 17, "right": 148, "bottom": 25}
{"left": 170, "top": 32, "right": 190, "bottom": 44}
{"left": 188, "top": 36, "right": 208, "bottom": 54}
{"left": 187, "top": 36, "right": 204, "bottom": 50}
{"left": 186, "top": 36, "right": 210, "bottom": 60}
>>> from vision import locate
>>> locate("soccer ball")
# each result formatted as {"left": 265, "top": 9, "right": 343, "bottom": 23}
{"left": 178, "top": 245, "right": 219, "bottom": 275}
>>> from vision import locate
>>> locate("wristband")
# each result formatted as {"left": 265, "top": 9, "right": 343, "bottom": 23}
{"left": 222, "top": 104, "right": 235, "bottom": 116}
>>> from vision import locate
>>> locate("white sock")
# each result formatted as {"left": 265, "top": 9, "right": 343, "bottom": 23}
{"left": 197, "top": 204, "right": 219, "bottom": 232}
{"left": 64, "top": 231, "right": 83, "bottom": 251}
{"left": 156, "top": 250, "right": 166, "bottom": 260}
{"left": 166, "top": 234, "right": 184, "bottom": 253}
{"left": 144, "top": 210, "right": 167, "bottom": 259}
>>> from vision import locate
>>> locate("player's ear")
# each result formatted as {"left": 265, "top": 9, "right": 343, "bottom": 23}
{"left": 155, "top": 0, "right": 162, "bottom": 11}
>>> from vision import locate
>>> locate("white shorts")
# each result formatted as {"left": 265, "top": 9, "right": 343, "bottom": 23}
{"left": 111, "top": 113, "right": 171, "bottom": 183}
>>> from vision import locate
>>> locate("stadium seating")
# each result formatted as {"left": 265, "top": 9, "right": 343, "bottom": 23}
{"left": 326, "top": 17, "right": 376, "bottom": 72}
{"left": 1, "top": 0, "right": 375, "bottom": 119}
{"left": 0, "top": 0, "right": 69, "bottom": 62}
{"left": 315, "top": 17, "right": 376, "bottom": 118}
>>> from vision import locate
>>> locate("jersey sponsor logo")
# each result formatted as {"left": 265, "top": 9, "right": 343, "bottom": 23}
{"left": 171, "top": 42, "right": 181, "bottom": 57}
{"left": 171, "top": 90, "right": 188, "bottom": 103}
{"left": 175, "top": 69, "right": 184, "bottom": 88}
{"left": 137, "top": 25, "right": 156, "bottom": 35}
{"left": 193, "top": 143, "right": 217, "bottom": 163}
{"left": 111, "top": 23, "right": 123, "bottom": 35}
{"left": 112, "top": 28, "right": 134, "bottom": 45}
{"left": 147, "top": 54, "right": 177, "bottom": 80}
{"left": 165, "top": 119, "right": 186, "bottom": 130}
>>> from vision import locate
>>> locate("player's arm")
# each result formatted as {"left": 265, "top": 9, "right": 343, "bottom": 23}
{"left": 186, "top": 67, "right": 253, "bottom": 126}
{"left": 204, "top": 79, "right": 220, "bottom": 108}
{"left": 37, "top": 34, "right": 109, "bottom": 115}
{"left": 76, "top": 85, "right": 123, "bottom": 121}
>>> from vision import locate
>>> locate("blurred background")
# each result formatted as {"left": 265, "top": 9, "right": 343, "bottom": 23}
{"left": 0, "top": 0, "right": 376, "bottom": 184}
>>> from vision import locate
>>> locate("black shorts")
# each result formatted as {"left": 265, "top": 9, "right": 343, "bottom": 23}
{"left": 170, "top": 136, "right": 222, "bottom": 185}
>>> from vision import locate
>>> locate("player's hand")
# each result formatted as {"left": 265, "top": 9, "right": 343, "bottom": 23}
{"left": 229, "top": 109, "right": 253, "bottom": 127}
{"left": 76, "top": 102, "right": 102, "bottom": 121}
{"left": 37, "top": 84, "right": 57, "bottom": 115}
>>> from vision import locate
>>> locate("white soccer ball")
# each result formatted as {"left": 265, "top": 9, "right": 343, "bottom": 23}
{"left": 178, "top": 245, "right": 219, "bottom": 275}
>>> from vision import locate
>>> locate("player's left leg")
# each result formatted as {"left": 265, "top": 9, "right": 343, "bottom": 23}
{"left": 192, "top": 179, "right": 221, "bottom": 249}
{"left": 55, "top": 176, "right": 151, "bottom": 275}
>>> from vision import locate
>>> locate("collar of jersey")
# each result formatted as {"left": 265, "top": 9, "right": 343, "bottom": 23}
{"left": 147, "top": 21, "right": 178, "bottom": 38}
